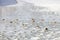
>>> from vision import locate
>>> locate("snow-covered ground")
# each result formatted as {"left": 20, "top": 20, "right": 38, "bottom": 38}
{"left": 0, "top": 0, "right": 60, "bottom": 40}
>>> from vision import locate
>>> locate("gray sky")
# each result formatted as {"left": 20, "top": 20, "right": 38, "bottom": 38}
{"left": 0, "top": 0, "right": 17, "bottom": 6}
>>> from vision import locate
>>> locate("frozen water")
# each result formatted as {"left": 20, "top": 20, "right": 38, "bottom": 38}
{"left": 0, "top": 1, "right": 60, "bottom": 40}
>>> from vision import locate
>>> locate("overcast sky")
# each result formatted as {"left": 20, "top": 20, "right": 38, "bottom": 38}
{"left": 0, "top": 0, "right": 16, "bottom": 6}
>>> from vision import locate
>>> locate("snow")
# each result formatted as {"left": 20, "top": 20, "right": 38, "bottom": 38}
{"left": 0, "top": 0, "right": 60, "bottom": 40}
